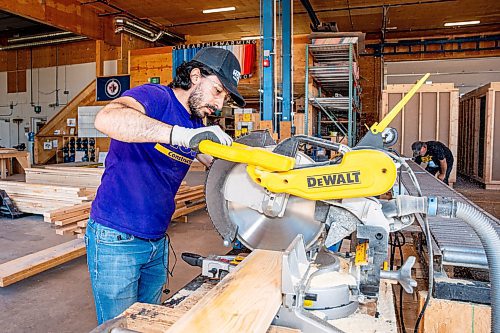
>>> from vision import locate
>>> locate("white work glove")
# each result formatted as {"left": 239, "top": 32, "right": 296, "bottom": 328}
{"left": 170, "top": 125, "right": 233, "bottom": 150}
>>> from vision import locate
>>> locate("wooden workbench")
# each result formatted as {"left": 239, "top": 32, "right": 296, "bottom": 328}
{"left": 0, "top": 149, "right": 30, "bottom": 179}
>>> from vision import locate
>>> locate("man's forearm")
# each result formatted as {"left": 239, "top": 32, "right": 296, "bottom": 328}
{"left": 196, "top": 153, "right": 213, "bottom": 167}
{"left": 95, "top": 102, "right": 172, "bottom": 143}
{"left": 440, "top": 159, "right": 447, "bottom": 175}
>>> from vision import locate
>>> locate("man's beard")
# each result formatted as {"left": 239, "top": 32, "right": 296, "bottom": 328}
{"left": 188, "top": 85, "right": 219, "bottom": 119}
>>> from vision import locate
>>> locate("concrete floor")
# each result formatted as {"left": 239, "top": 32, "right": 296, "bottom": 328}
{"left": 0, "top": 171, "right": 229, "bottom": 333}
{"left": 454, "top": 175, "right": 500, "bottom": 219}
{"left": 0, "top": 171, "right": 498, "bottom": 332}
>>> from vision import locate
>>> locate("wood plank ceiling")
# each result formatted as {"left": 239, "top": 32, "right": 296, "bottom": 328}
{"left": 82, "top": 0, "right": 500, "bottom": 41}
{"left": 0, "top": 0, "right": 498, "bottom": 43}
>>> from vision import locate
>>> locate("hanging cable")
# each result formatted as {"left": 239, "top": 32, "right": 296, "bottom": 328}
{"left": 346, "top": 0, "right": 355, "bottom": 30}
{"left": 414, "top": 214, "right": 433, "bottom": 333}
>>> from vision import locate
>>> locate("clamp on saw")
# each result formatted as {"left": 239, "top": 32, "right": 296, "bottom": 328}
{"left": 192, "top": 74, "right": 433, "bottom": 332}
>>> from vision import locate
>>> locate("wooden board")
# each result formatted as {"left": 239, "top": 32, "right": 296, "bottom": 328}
{"left": 44, "top": 201, "right": 92, "bottom": 220}
{"left": 166, "top": 249, "right": 283, "bottom": 333}
{"left": 118, "top": 284, "right": 298, "bottom": 333}
{"left": 0, "top": 239, "right": 86, "bottom": 287}
{"left": 25, "top": 167, "right": 103, "bottom": 187}
{"left": 129, "top": 46, "right": 173, "bottom": 88}
{"left": 417, "top": 291, "right": 491, "bottom": 333}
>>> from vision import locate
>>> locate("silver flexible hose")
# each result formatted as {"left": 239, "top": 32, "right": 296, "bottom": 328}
{"left": 451, "top": 201, "right": 500, "bottom": 333}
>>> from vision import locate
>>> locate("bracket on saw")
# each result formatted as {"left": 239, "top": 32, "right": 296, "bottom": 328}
{"left": 356, "top": 73, "right": 430, "bottom": 149}
{"left": 273, "top": 235, "right": 346, "bottom": 333}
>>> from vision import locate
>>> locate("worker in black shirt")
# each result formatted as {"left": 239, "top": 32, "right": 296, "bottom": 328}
{"left": 412, "top": 141, "right": 454, "bottom": 185}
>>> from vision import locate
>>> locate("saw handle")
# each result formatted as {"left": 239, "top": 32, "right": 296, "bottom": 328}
{"left": 181, "top": 252, "right": 203, "bottom": 267}
{"left": 198, "top": 140, "right": 296, "bottom": 172}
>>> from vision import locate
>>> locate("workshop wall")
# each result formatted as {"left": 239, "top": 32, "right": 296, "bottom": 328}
{"left": 0, "top": 61, "right": 117, "bottom": 149}
{"left": 381, "top": 82, "right": 459, "bottom": 184}
{"left": 458, "top": 82, "right": 500, "bottom": 189}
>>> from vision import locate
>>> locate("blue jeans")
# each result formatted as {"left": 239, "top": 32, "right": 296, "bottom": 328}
{"left": 84, "top": 218, "right": 169, "bottom": 324}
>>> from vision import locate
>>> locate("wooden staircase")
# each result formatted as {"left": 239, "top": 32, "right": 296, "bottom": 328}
{"left": 35, "top": 80, "right": 109, "bottom": 164}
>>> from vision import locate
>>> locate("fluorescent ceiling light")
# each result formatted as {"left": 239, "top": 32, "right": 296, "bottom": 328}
{"left": 241, "top": 36, "right": 262, "bottom": 40}
{"left": 444, "top": 20, "right": 480, "bottom": 27}
{"left": 203, "top": 7, "right": 236, "bottom": 14}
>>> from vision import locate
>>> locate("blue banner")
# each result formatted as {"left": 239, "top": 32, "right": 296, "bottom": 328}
{"left": 96, "top": 75, "right": 130, "bottom": 101}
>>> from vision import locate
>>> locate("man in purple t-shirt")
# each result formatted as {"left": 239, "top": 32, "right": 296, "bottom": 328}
{"left": 85, "top": 47, "right": 245, "bottom": 324}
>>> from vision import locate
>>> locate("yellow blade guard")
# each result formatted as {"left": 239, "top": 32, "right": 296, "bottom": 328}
{"left": 246, "top": 149, "right": 397, "bottom": 200}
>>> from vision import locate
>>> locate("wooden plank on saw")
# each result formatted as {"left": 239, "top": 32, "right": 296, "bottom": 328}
{"left": 0, "top": 239, "right": 86, "bottom": 287}
{"left": 119, "top": 290, "right": 298, "bottom": 333}
{"left": 166, "top": 249, "right": 283, "bottom": 333}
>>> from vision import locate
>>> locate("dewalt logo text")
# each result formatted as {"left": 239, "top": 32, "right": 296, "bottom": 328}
{"left": 307, "top": 171, "right": 361, "bottom": 188}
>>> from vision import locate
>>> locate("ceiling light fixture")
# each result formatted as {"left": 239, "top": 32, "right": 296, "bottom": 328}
{"left": 444, "top": 20, "right": 480, "bottom": 27}
{"left": 202, "top": 6, "right": 236, "bottom": 14}
{"left": 241, "top": 36, "right": 262, "bottom": 40}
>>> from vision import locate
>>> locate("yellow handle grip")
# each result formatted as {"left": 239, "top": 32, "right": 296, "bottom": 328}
{"left": 198, "top": 140, "right": 295, "bottom": 172}
{"left": 370, "top": 73, "right": 430, "bottom": 134}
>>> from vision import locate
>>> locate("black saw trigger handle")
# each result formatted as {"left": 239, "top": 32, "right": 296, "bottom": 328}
{"left": 181, "top": 252, "right": 204, "bottom": 267}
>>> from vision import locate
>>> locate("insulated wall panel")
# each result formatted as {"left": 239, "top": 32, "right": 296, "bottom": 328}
{"left": 381, "top": 83, "right": 459, "bottom": 184}
{"left": 458, "top": 82, "right": 500, "bottom": 188}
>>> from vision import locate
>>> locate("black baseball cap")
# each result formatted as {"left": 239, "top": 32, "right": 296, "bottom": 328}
{"left": 411, "top": 141, "right": 424, "bottom": 156}
{"left": 193, "top": 47, "right": 246, "bottom": 107}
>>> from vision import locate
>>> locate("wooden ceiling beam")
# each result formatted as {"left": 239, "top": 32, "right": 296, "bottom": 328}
{"left": 0, "top": 0, "right": 111, "bottom": 42}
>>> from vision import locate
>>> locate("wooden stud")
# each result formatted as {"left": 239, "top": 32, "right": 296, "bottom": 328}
{"left": 0, "top": 239, "right": 86, "bottom": 287}
{"left": 166, "top": 249, "right": 282, "bottom": 333}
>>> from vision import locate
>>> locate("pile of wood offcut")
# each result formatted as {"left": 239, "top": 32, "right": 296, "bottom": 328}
{"left": 41, "top": 182, "right": 206, "bottom": 237}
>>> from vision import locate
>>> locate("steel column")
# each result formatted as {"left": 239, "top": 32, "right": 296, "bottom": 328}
{"left": 262, "top": 0, "right": 274, "bottom": 121}
{"left": 281, "top": 0, "right": 292, "bottom": 122}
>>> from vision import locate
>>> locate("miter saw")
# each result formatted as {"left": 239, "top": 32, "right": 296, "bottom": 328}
{"left": 190, "top": 75, "right": 436, "bottom": 332}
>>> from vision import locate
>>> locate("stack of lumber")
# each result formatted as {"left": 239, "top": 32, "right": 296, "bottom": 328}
{"left": 43, "top": 202, "right": 92, "bottom": 238}
{"left": 0, "top": 181, "right": 95, "bottom": 214}
{"left": 43, "top": 183, "right": 206, "bottom": 237}
{"left": 25, "top": 166, "right": 104, "bottom": 188}
{"left": 172, "top": 184, "right": 206, "bottom": 221}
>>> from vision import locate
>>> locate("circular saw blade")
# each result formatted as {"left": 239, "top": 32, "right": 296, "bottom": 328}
{"left": 206, "top": 153, "right": 323, "bottom": 251}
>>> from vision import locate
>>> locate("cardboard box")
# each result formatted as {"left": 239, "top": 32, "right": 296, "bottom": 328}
{"left": 237, "top": 122, "right": 254, "bottom": 131}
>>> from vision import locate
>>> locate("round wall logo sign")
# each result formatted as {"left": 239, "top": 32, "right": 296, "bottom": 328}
{"left": 105, "top": 78, "right": 121, "bottom": 99}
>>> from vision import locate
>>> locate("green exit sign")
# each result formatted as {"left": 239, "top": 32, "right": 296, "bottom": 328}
{"left": 149, "top": 77, "right": 161, "bottom": 84}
